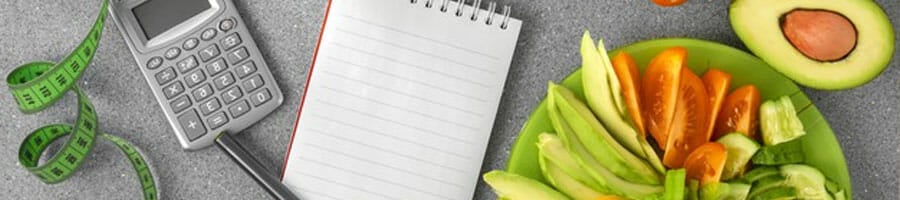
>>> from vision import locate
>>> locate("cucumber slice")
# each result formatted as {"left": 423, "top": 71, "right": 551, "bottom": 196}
{"left": 780, "top": 164, "right": 830, "bottom": 199}
{"left": 721, "top": 182, "right": 751, "bottom": 200}
{"left": 716, "top": 133, "right": 761, "bottom": 180}
{"left": 663, "top": 169, "right": 686, "bottom": 200}
{"left": 759, "top": 96, "right": 806, "bottom": 146}
{"left": 749, "top": 186, "right": 797, "bottom": 200}
{"left": 742, "top": 166, "right": 780, "bottom": 184}
{"left": 752, "top": 137, "right": 805, "bottom": 165}
{"left": 483, "top": 171, "right": 571, "bottom": 200}
{"left": 700, "top": 182, "right": 730, "bottom": 200}
{"left": 748, "top": 175, "right": 786, "bottom": 198}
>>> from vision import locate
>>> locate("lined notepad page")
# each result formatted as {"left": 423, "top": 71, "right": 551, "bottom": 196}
{"left": 282, "top": 0, "right": 521, "bottom": 199}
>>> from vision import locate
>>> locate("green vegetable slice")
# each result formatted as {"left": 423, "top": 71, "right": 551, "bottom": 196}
{"left": 742, "top": 166, "right": 780, "bottom": 184}
{"left": 752, "top": 137, "right": 806, "bottom": 165}
{"left": 717, "top": 133, "right": 761, "bottom": 180}
{"left": 663, "top": 169, "right": 686, "bottom": 200}
{"left": 483, "top": 170, "right": 571, "bottom": 200}
{"left": 760, "top": 96, "right": 806, "bottom": 146}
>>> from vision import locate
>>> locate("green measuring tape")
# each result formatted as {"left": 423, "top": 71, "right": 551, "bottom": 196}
{"left": 6, "top": 0, "right": 158, "bottom": 199}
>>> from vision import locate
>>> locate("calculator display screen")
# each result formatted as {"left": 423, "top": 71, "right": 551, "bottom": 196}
{"left": 133, "top": 0, "right": 211, "bottom": 39}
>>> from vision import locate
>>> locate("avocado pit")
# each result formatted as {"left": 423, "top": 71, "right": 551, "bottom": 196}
{"left": 780, "top": 10, "right": 857, "bottom": 62}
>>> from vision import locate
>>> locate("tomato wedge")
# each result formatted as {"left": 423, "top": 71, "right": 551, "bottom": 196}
{"left": 652, "top": 0, "right": 687, "bottom": 7}
{"left": 642, "top": 47, "right": 686, "bottom": 149}
{"left": 713, "top": 85, "right": 761, "bottom": 140}
{"left": 684, "top": 142, "right": 727, "bottom": 186}
{"left": 662, "top": 67, "right": 712, "bottom": 168}
{"left": 611, "top": 52, "right": 646, "bottom": 136}
{"left": 702, "top": 69, "right": 732, "bottom": 140}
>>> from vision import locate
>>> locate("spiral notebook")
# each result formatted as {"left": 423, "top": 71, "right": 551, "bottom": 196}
{"left": 280, "top": 0, "right": 522, "bottom": 199}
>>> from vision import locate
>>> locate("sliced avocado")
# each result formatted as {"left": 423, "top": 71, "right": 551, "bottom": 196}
{"left": 730, "top": 0, "right": 895, "bottom": 90}
{"left": 539, "top": 154, "right": 607, "bottom": 200}
{"left": 716, "top": 133, "right": 761, "bottom": 180}
{"left": 548, "top": 83, "right": 662, "bottom": 184}
{"left": 545, "top": 90, "right": 664, "bottom": 199}
{"left": 537, "top": 133, "right": 606, "bottom": 192}
{"left": 483, "top": 170, "right": 571, "bottom": 200}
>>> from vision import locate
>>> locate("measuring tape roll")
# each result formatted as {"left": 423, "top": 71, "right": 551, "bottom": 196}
{"left": 6, "top": 0, "right": 158, "bottom": 199}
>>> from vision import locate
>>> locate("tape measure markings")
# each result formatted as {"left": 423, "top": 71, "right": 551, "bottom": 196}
{"left": 6, "top": 0, "right": 158, "bottom": 199}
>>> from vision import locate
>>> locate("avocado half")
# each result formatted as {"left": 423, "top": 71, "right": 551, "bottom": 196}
{"left": 730, "top": 0, "right": 895, "bottom": 90}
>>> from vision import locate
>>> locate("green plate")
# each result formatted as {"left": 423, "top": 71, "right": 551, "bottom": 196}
{"left": 505, "top": 38, "right": 852, "bottom": 198}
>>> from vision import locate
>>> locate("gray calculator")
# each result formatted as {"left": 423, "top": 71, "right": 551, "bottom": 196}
{"left": 109, "top": 0, "right": 283, "bottom": 150}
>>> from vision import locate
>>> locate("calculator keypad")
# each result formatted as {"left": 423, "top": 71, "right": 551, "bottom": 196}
{"left": 143, "top": 16, "right": 281, "bottom": 145}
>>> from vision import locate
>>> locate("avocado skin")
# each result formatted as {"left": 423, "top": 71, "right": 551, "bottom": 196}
{"left": 729, "top": 0, "right": 895, "bottom": 90}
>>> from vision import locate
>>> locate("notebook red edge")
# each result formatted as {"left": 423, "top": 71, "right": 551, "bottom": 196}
{"left": 280, "top": 0, "right": 333, "bottom": 180}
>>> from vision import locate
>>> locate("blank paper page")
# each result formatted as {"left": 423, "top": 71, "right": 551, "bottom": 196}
{"left": 281, "top": 0, "right": 522, "bottom": 199}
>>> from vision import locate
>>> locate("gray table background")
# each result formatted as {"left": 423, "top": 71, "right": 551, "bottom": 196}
{"left": 1, "top": 0, "right": 898, "bottom": 199}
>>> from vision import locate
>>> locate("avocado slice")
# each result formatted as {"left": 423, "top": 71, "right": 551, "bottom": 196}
{"left": 483, "top": 170, "right": 571, "bottom": 200}
{"left": 730, "top": 0, "right": 894, "bottom": 90}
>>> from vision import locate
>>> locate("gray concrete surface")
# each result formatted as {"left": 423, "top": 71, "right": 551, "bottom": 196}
{"left": 1, "top": 0, "right": 898, "bottom": 199}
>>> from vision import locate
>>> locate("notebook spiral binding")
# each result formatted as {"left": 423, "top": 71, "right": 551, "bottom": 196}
{"left": 410, "top": 0, "right": 512, "bottom": 30}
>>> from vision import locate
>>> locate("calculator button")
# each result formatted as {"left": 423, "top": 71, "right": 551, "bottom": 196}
{"left": 146, "top": 57, "right": 163, "bottom": 70}
{"left": 164, "top": 47, "right": 181, "bottom": 60}
{"left": 191, "top": 84, "right": 214, "bottom": 101}
{"left": 221, "top": 86, "right": 243, "bottom": 104}
{"left": 183, "top": 38, "right": 200, "bottom": 50}
{"left": 229, "top": 100, "right": 251, "bottom": 118}
{"left": 249, "top": 88, "right": 272, "bottom": 106}
{"left": 170, "top": 95, "right": 192, "bottom": 113}
{"left": 177, "top": 109, "right": 206, "bottom": 141}
{"left": 227, "top": 47, "right": 250, "bottom": 65}
{"left": 199, "top": 98, "right": 221, "bottom": 116}
{"left": 184, "top": 69, "right": 207, "bottom": 88}
{"left": 219, "top": 18, "right": 235, "bottom": 32}
{"left": 201, "top": 28, "right": 217, "bottom": 41}
{"left": 199, "top": 44, "right": 221, "bottom": 62}
{"left": 207, "top": 111, "right": 229, "bottom": 129}
{"left": 154, "top": 67, "right": 176, "bottom": 85}
{"left": 235, "top": 61, "right": 257, "bottom": 78}
{"left": 213, "top": 72, "right": 236, "bottom": 90}
{"left": 177, "top": 55, "right": 199, "bottom": 73}
{"left": 221, "top": 33, "right": 242, "bottom": 50}
{"left": 163, "top": 81, "right": 185, "bottom": 99}
{"left": 243, "top": 74, "right": 265, "bottom": 92}
{"left": 206, "top": 58, "right": 228, "bottom": 76}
